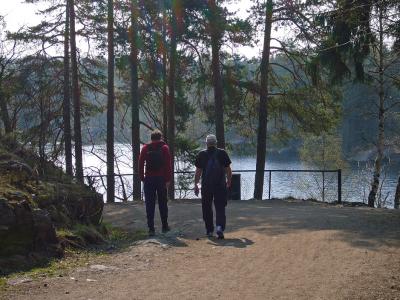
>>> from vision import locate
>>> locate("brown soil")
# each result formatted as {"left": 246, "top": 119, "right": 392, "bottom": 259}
{"left": 3, "top": 199, "right": 400, "bottom": 300}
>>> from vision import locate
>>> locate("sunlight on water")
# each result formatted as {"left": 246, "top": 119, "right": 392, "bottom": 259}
{"left": 58, "top": 144, "right": 398, "bottom": 208}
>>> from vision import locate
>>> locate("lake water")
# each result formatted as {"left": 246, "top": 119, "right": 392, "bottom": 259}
{"left": 78, "top": 144, "right": 399, "bottom": 208}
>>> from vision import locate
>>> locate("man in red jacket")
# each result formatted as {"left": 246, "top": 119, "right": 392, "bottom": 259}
{"left": 139, "top": 130, "right": 172, "bottom": 237}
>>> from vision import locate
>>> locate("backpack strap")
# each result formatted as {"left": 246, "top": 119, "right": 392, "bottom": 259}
{"left": 148, "top": 142, "right": 163, "bottom": 151}
{"left": 208, "top": 148, "right": 218, "bottom": 161}
{"left": 205, "top": 149, "right": 219, "bottom": 175}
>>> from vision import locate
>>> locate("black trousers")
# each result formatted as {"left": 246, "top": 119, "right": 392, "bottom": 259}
{"left": 201, "top": 186, "right": 227, "bottom": 233}
{"left": 144, "top": 176, "right": 168, "bottom": 230}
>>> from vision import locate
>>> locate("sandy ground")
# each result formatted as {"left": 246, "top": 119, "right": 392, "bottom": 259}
{"left": 3, "top": 199, "right": 400, "bottom": 300}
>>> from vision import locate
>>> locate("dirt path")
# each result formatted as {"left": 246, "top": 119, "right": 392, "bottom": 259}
{"left": 4, "top": 200, "right": 400, "bottom": 300}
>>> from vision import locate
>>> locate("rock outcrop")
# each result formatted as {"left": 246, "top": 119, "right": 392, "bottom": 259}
{"left": 0, "top": 138, "right": 104, "bottom": 271}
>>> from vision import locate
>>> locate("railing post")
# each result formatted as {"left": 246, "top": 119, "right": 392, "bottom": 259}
{"left": 268, "top": 170, "right": 272, "bottom": 200}
{"left": 322, "top": 171, "right": 325, "bottom": 202}
{"left": 338, "top": 169, "right": 342, "bottom": 204}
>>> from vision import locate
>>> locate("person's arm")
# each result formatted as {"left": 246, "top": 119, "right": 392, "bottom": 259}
{"left": 221, "top": 150, "right": 232, "bottom": 188}
{"left": 138, "top": 145, "right": 146, "bottom": 181}
{"left": 194, "top": 167, "right": 202, "bottom": 196}
{"left": 226, "top": 165, "right": 232, "bottom": 188}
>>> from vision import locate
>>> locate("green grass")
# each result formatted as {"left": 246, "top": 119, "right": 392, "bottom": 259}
{"left": 56, "top": 222, "right": 147, "bottom": 249}
{"left": 101, "top": 222, "right": 147, "bottom": 247}
{"left": 0, "top": 277, "right": 7, "bottom": 292}
{"left": 17, "top": 257, "right": 72, "bottom": 278}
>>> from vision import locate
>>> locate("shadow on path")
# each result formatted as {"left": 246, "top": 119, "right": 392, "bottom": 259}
{"left": 207, "top": 237, "right": 254, "bottom": 248}
{"left": 104, "top": 200, "right": 400, "bottom": 251}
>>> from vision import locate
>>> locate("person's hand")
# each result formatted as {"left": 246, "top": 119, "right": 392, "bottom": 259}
{"left": 165, "top": 181, "right": 171, "bottom": 189}
{"left": 226, "top": 181, "right": 232, "bottom": 189}
{"left": 194, "top": 184, "right": 200, "bottom": 196}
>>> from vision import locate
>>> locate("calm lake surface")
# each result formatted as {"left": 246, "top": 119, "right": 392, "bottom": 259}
{"left": 79, "top": 144, "right": 399, "bottom": 208}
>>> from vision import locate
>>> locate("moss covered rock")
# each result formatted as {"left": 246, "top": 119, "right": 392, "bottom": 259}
{"left": 0, "top": 199, "right": 60, "bottom": 257}
{"left": 0, "top": 138, "right": 104, "bottom": 270}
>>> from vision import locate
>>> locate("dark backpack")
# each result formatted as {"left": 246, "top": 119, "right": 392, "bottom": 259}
{"left": 146, "top": 143, "right": 164, "bottom": 171}
{"left": 202, "top": 150, "right": 225, "bottom": 190}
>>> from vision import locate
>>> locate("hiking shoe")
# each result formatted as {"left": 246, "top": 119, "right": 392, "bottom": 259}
{"left": 148, "top": 229, "right": 156, "bottom": 237}
{"left": 162, "top": 226, "right": 171, "bottom": 233}
{"left": 216, "top": 230, "right": 224, "bottom": 240}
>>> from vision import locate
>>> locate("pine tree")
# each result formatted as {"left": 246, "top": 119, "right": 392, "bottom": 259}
{"left": 250, "top": 0, "right": 339, "bottom": 199}
{"left": 69, "top": 0, "right": 84, "bottom": 182}
{"left": 207, "top": 0, "right": 225, "bottom": 149}
{"left": 130, "top": 0, "right": 141, "bottom": 201}
{"left": 106, "top": 0, "right": 115, "bottom": 202}
{"left": 63, "top": 0, "right": 73, "bottom": 176}
{"left": 166, "top": 0, "right": 180, "bottom": 199}
{"left": 254, "top": 0, "right": 273, "bottom": 200}
{"left": 0, "top": 18, "right": 14, "bottom": 134}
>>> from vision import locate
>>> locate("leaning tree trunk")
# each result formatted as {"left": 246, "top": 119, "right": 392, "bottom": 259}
{"left": 63, "top": 0, "right": 73, "bottom": 176}
{"left": 130, "top": 0, "right": 141, "bottom": 201}
{"left": 167, "top": 1, "right": 180, "bottom": 200}
{"left": 107, "top": 0, "right": 115, "bottom": 203}
{"left": 394, "top": 175, "right": 400, "bottom": 209}
{"left": 209, "top": 0, "right": 225, "bottom": 149}
{"left": 69, "top": 0, "right": 83, "bottom": 182}
{"left": 254, "top": 0, "right": 273, "bottom": 200}
{"left": 368, "top": 6, "right": 385, "bottom": 208}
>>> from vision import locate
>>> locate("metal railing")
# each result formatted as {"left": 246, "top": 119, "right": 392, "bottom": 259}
{"left": 84, "top": 169, "right": 342, "bottom": 204}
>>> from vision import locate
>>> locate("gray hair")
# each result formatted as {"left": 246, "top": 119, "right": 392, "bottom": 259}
{"left": 206, "top": 134, "right": 217, "bottom": 146}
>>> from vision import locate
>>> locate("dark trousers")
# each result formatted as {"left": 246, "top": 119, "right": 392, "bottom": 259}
{"left": 201, "top": 186, "right": 227, "bottom": 233}
{"left": 144, "top": 176, "right": 168, "bottom": 230}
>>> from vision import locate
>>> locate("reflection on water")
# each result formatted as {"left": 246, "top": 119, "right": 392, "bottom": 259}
{"left": 77, "top": 145, "right": 399, "bottom": 208}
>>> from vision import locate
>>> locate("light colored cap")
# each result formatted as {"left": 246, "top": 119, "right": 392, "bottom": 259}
{"left": 206, "top": 134, "right": 217, "bottom": 146}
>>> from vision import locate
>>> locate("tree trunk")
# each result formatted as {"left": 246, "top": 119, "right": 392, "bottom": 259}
{"left": 254, "top": 0, "right": 273, "bottom": 200}
{"left": 39, "top": 83, "right": 45, "bottom": 175}
{"left": 368, "top": 6, "right": 385, "bottom": 207}
{"left": 167, "top": 1, "right": 180, "bottom": 200}
{"left": 162, "top": 3, "right": 168, "bottom": 141}
{"left": 69, "top": 0, "right": 83, "bottom": 182}
{"left": 394, "top": 176, "right": 400, "bottom": 209}
{"left": 0, "top": 89, "right": 12, "bottom": 134}
{"left": 107, "top": 0, "right": 115, "bottom": 203}
{"left": 130, "top": 0, "right": 141, "bottom": 201}
{"left": 208, "top": 0, "right": 225, "bottom": 149}
{"left": 63, "top": 0, "right": 73, "bottom": 176}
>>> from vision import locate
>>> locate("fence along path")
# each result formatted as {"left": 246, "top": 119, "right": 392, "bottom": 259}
{"left": 84, "top": 169, "right": 342, "bottom": 203}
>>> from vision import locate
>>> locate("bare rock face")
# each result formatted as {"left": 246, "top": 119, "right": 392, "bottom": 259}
{"left": 32, "top": 209, "right": 59, "bottom": 248}
{"left": 0, "top": 198, "right": 15, "bottom": 230}
{"left": 0, "top": 199, "right": 62, "bottom": 258}
{"left": 0, "top": 187, "right": 104, "bottom": 264}
{"left": 0, "top": 199, "right": 34, "bottom": 257}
